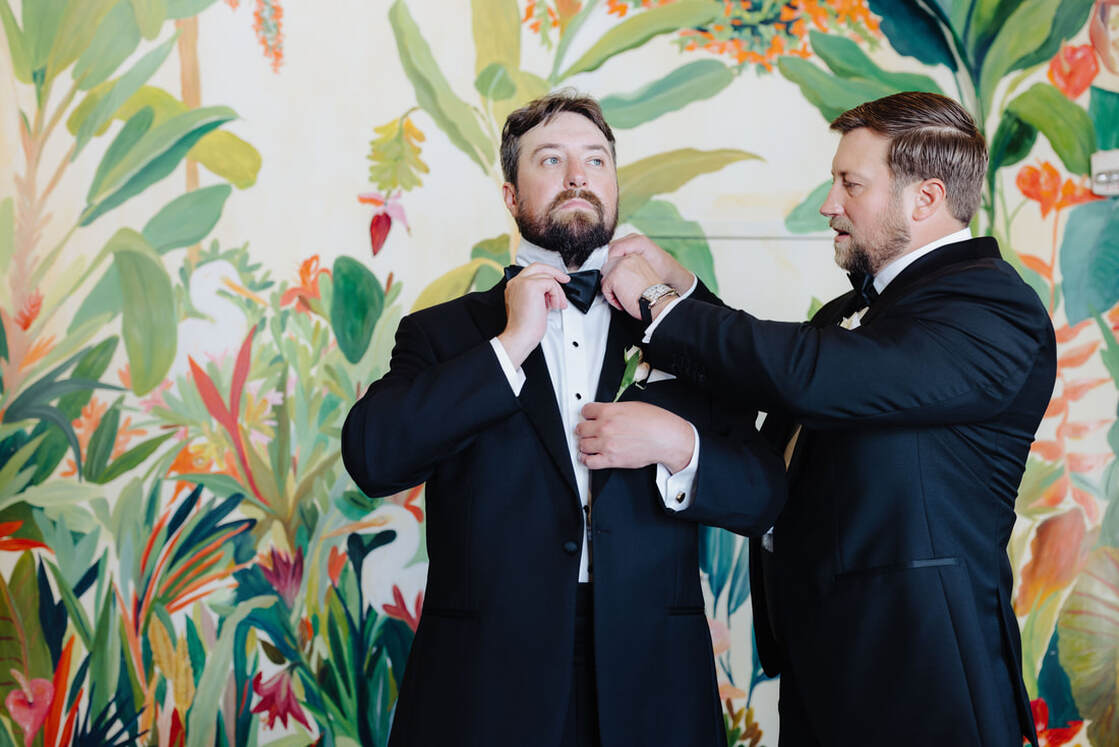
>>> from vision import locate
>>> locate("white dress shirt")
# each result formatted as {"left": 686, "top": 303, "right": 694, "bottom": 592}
{"left": 489, "top": 240, "right": 700, "bottom": 581}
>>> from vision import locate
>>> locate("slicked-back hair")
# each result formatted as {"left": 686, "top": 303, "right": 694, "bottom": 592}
{"left": 501, "top": 90, "right": 616, "bottom": 187}
{"left": 831, "top": 92, "right": 987, "bottom": 224}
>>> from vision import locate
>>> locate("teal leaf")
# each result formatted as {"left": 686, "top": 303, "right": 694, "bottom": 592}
{"left": 112, "top": 230, "right": 178, "bottom": 394}
{"left": 600, "top": 60, "right": 735, "bottom": 130}
{"left": 84, "top": 396, "right": 122, "bottom": 481}
{"left": 81, "top": 106, "right": 235, "bottom": 225}
{"left": 1090, "top": 86, "right": 1119, "bottom": 151}
{"left": 726, "top": 540, "right": 751, "bottom": 616}
{"left": 331, "top": 256, "right": 385, "bottom": 364}
{"left": 87, "top": 105, "right": 154, "bottom": 200}
{"left": 1059, "top": 199, "right": 1119, "bottom": 324}
{"left": 388, "top": 0, "right": 494, "bottom": 172}
{"left": 808, "top": 30, "right": 942, "bottom": 94}
{"left": 628, "top": 199, "right": 718, "bottom": 293}
{"left": 72, "top": 0, "right": 142, "bottom": 91}
{"left": 785, "top": 179, "right": 831, "bottom": 234}
{"left": 474, "top": 62, "right": 516, "bottom": 102}
{"left": 142, "top": 184, "right": 231, "bottom": 251}
{"left": 1005, "top": 83, "right": 1095, "bottom": 175}
{"left": 73, "top": 33, "right": 177, "bottom": 157}
{"left": 701, "top": 526, "right": 735, "bottom": 603}
{"left": 776, "top": 56, "right": 896, "bottom": 124}
{"left": 865, "top": 0, "right": 957, "bottom": 72}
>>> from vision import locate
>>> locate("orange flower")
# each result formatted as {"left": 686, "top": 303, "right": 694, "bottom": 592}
{"left": 15, "top": 290, "right": 42, "bottom": 331}
{"left": 280, "top": 255, "right": 330, "bottom": 314}
{"left": 1048, "top": 44, "right": 1100, "bottom": 99}
{"left": 252, "top": 0, "right": 283, "bottom": 73}
{"left": 19, "top": 335, "right": 56, "bottom": 372}
{"left": 327, "top": 545, "right": 347, "bottom": 587}
{"left": 1017, "top": 161, "right": 1101, "bottom": 218}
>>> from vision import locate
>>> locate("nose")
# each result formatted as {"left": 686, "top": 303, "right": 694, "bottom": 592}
{"left": 565, "top": 160, "right": 587, "bottom": 189}
{"left": 819, "top": 181, "right": 842, "bottom": 218}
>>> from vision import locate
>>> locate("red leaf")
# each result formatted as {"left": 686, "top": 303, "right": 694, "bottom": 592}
{"left": 229, "top": 325, "right": 257, "bottom": 424}
{"left": 188, "top": 357, "right": 233, "bottom": 430}
{"left": 43, "top": 637, "right": 74, "bottom": 747}
{"left": 1057, "top": 341, "right": 1101, "bottom": 369}
{"left": 1032, "top": 439, "right": 1064, "bottom": 461}
{"left": 369, "top": 213, "right": 391, "bottom": 256}
{"left": 1054, "top": 320, "right": 1092, "bottom": 344}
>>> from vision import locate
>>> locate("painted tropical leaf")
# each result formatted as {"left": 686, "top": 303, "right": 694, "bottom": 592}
{"left": 1005, "top": 83, "right": 1095, "bottom": 176}
{"left": 112, "top": 230, "right": 177, "bottom": 395}
{"left": 71, "top": 0, "right": 142, "bottom": 91}
{"left": 1059, "top": 199, "right": 1119, "bottom": 325}
{"left": 628, "top": 199, "right": 718, "bottom": 292}
{"left": 471, "top": 0, "right": 519, "bottom": 77}
{"left": 785, "top": 180, "right": 831, "bottom": 235}
{"left": 142, "top": 184, "right": 232, "bottom": 251}
{"left": 0, "top": 553, "right": 53, "bottom": 710}
{"left": 410, "top": 257, "right": 502, "bottom": 312}
{"left": 1057, "top": 547, "right": 1119, "bottom": 746}
{"left": 600, "top": 60, "right": 735, "bottom": 130}
{"left": 331, "top": 257, "right": 385, "bottom": 364}
{"left": 617, "top": 148, "right": 761, "bottom": 224}
{"left": 807, "top": 30, "right": 942, "bottom": 95}
{"left": 44, "top": 0, "right": 120, "bottom": 84}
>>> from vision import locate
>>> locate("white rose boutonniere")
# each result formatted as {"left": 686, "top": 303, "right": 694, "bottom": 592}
{"left": 614, "top": 345, "right": 652, "bottom": 402}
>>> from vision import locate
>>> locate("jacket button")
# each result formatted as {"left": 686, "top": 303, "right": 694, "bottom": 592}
{"left": 563, "top": 540, "right": 579, "bottom": 555}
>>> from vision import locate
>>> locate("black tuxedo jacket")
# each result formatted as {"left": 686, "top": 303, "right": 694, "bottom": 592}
{"left": 645, "top": 237, "right": 1056, "bottom": 747}
{"left": 341, "top": 280, "right": 786, "bottom": 747}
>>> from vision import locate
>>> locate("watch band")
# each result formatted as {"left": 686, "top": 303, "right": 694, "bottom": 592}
{"left": 639, "top": 283, "right": 679, "bottom": 325}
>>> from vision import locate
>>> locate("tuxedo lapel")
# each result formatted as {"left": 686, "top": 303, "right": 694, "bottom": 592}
{"left": 591, "top": 309, "right": 643, "bottom": 499}
{"left": 466, "top": 283, "right": 579, "bottom": 498}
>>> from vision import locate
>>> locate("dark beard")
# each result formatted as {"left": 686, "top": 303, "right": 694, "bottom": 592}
{"left": 516, "top": 188, "right": 617, "bottom": 269}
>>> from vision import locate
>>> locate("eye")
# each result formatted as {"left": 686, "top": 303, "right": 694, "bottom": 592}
{"left": 588, "top": 157, "right": 604, "bottom": 167}
{"left": 543, "top": 155, "right": 560, "bottom": 166}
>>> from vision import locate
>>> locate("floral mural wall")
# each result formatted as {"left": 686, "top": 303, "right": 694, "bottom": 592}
{"left": 0, "top": 0, "right": 1117, "bottom": 745}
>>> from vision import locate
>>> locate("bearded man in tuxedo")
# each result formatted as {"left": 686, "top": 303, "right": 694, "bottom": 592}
{"left": 342, "top": 91, "right": 785, "bottom": 747}
{"left": 598, "top": 91, "right": 1056, "bottom": 747}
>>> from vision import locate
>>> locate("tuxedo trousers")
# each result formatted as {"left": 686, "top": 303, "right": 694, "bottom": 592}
{"left": 562, "top": 583, "right": 602, "bottom": 747}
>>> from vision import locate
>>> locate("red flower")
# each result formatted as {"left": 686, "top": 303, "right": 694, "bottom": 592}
{"left": 358, "top": 192, "right": 409, "bottom": 256}
{"left": 0, "top": 521, "right": 49, "bottom": 554}
{"left": 259, "top": 547, "right": 303, "bottom": 608}
{"left": 382, "top": 584, "right": 423, "bottom": 632}
{"left": 1031, "top": 698, "right": 1083, "bottom": 746}
{"left": 14, "top": 290, "right": 42, "bottom": 331}
{"left": 1048, "top": 44, "right": 1099, "bottom": 98}
{"left": 5, "top": 670, "right": 53, "bottom": 747}
{"left": 251, "top": 669, "right": 312, "bottom": 731}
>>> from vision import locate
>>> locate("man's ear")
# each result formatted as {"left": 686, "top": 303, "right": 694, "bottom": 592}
{"left": 912, "top": 178, "right": 947, "bottom": 221}
{"left": 503, "top": 183, "right": 518, "bottom": 216}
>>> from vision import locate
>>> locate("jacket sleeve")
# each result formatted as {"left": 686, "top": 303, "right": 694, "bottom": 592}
{"left": 646, "top": 268, "right": 1055, "bottom": 429}
{"left": 341, "top": 312, "right": 522, "bottom": 497}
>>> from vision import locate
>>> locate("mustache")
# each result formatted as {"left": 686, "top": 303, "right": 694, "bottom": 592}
{"left": 548, "top": 189, "right": 605, "bottom": 215}
{"left": 830, "top": 218, "right": 853, "bottom": 233}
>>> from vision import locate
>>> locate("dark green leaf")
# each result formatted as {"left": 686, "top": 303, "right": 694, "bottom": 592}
{"left": 1091, "top": 86, "right": 1119, "bottom": 151}
{"left": 600, "top": 60, "right": 735, "bottom": 130}
{"left": 865, "top": 0, "right": 957, "bottom": 72}
{"left": 87, "top": 105, "right": 153, "bottom": 203}
{"left": 84, "top": 397, "right": 122, "bottom": 481}
{"left": 989, "top": 111, "right": 1038, "bottom": 175}
{"left": 142, "top": 184, "right": 231, "bottom": 251}
{"left": 95, "top": 432, "right": 175, "bottom": 483}
{"left": 1059, "top": 199, "right": 1119, "bottom": 324}
{"left": 1006, "top": 83, "right": 1095, "bottom": 175}
{"left": 785, "top": 179, "right": 831, "bottom": 234}
{"left": 628, "top": 199, "right": 718, "bottom": 292}
{"left": 1010, "top": 0, "right": 1095, "bottom": 72}
{"left": 331, "top": 256, "right": 385, "bottom": 364}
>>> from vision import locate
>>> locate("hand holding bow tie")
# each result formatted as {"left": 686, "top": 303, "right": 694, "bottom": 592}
{"left": 497, "top": 262, "right": 571, "bottom": 367}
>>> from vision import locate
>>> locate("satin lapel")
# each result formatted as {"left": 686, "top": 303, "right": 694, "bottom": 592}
{"left": 466, "top": 283, "right": 579, "bottom": 498}
{"left": 591, "top": 309, "right": 642, "bottom": 500}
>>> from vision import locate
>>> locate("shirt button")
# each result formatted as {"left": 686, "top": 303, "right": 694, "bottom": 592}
{"left": 575, "top": 392, "right": 582, "bottom": 400}
{"left": 563, "top": 541, "right": 579, "bottom": 555}
{"left": 572, "top": 341, "right": 579, "bottom": 347}
{"left": 675, "top": 491, "right": 686, "bottom": 504}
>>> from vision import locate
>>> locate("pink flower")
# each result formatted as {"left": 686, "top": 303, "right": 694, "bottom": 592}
{"left": 251, "top": 669, "right": 311, "bottom": 731}
{"left": 5, "top": 670, "right": 52, "bottom": 747}
{"left": 259, "top": 547, "right": 303, "bottom": 608}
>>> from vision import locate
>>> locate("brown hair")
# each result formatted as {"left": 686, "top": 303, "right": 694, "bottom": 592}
{"left": 501, "top": 89, "right": 616, "bottom": 187}
{"left": 830, "top": 92, "right": 987, "bottom": 224}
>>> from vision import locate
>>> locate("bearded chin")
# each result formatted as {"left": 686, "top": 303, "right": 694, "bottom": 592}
{"left": 517, "top": 210, "right": 616, "bottom": 269}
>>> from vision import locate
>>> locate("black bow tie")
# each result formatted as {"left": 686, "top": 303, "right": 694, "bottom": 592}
{"left": 847, "top": 271, "right": 879, "bottom": 308}
{"left": 503, "top": 265, "right": 601, "bottom": 314}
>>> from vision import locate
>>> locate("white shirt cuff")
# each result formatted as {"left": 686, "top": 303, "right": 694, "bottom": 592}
{"left": 657, "top": 423, "right": 699, "bottom": 512}
{"left": 489, "top": 337, "right": 526, "bottom": 396}
{"left": 642, "top": 273, "right": 697, "bottom": 344}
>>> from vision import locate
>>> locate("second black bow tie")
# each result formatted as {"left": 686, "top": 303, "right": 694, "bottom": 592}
{"left": 504, "top": 265, "right": 601, "bottom": 314}
{"left": 847, "top": 271, "right": 879, "bottom": 309}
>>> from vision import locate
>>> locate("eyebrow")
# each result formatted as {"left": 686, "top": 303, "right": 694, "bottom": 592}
{"left": 530, "top": 143, "right": 611, "bottom": 158}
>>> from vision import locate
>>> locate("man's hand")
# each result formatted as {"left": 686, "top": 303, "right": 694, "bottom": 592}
{"left": 576, "top": 401, "right": 695, "bottom": 473}
{"left": 608, "top": 234, "right": 694, "bottom": 291}
{"left": 600, "top": 254, "right": 666, "bottom": 320}
{"left": 497, "top": 263, "right": 569, "bottom": 367}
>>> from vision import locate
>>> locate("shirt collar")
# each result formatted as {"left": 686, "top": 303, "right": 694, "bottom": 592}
{"left": 873, "top": 227, "right": 972, "bottom": 294}
{"left": 515, "top": 239, "right": 610, "bottom": 273}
